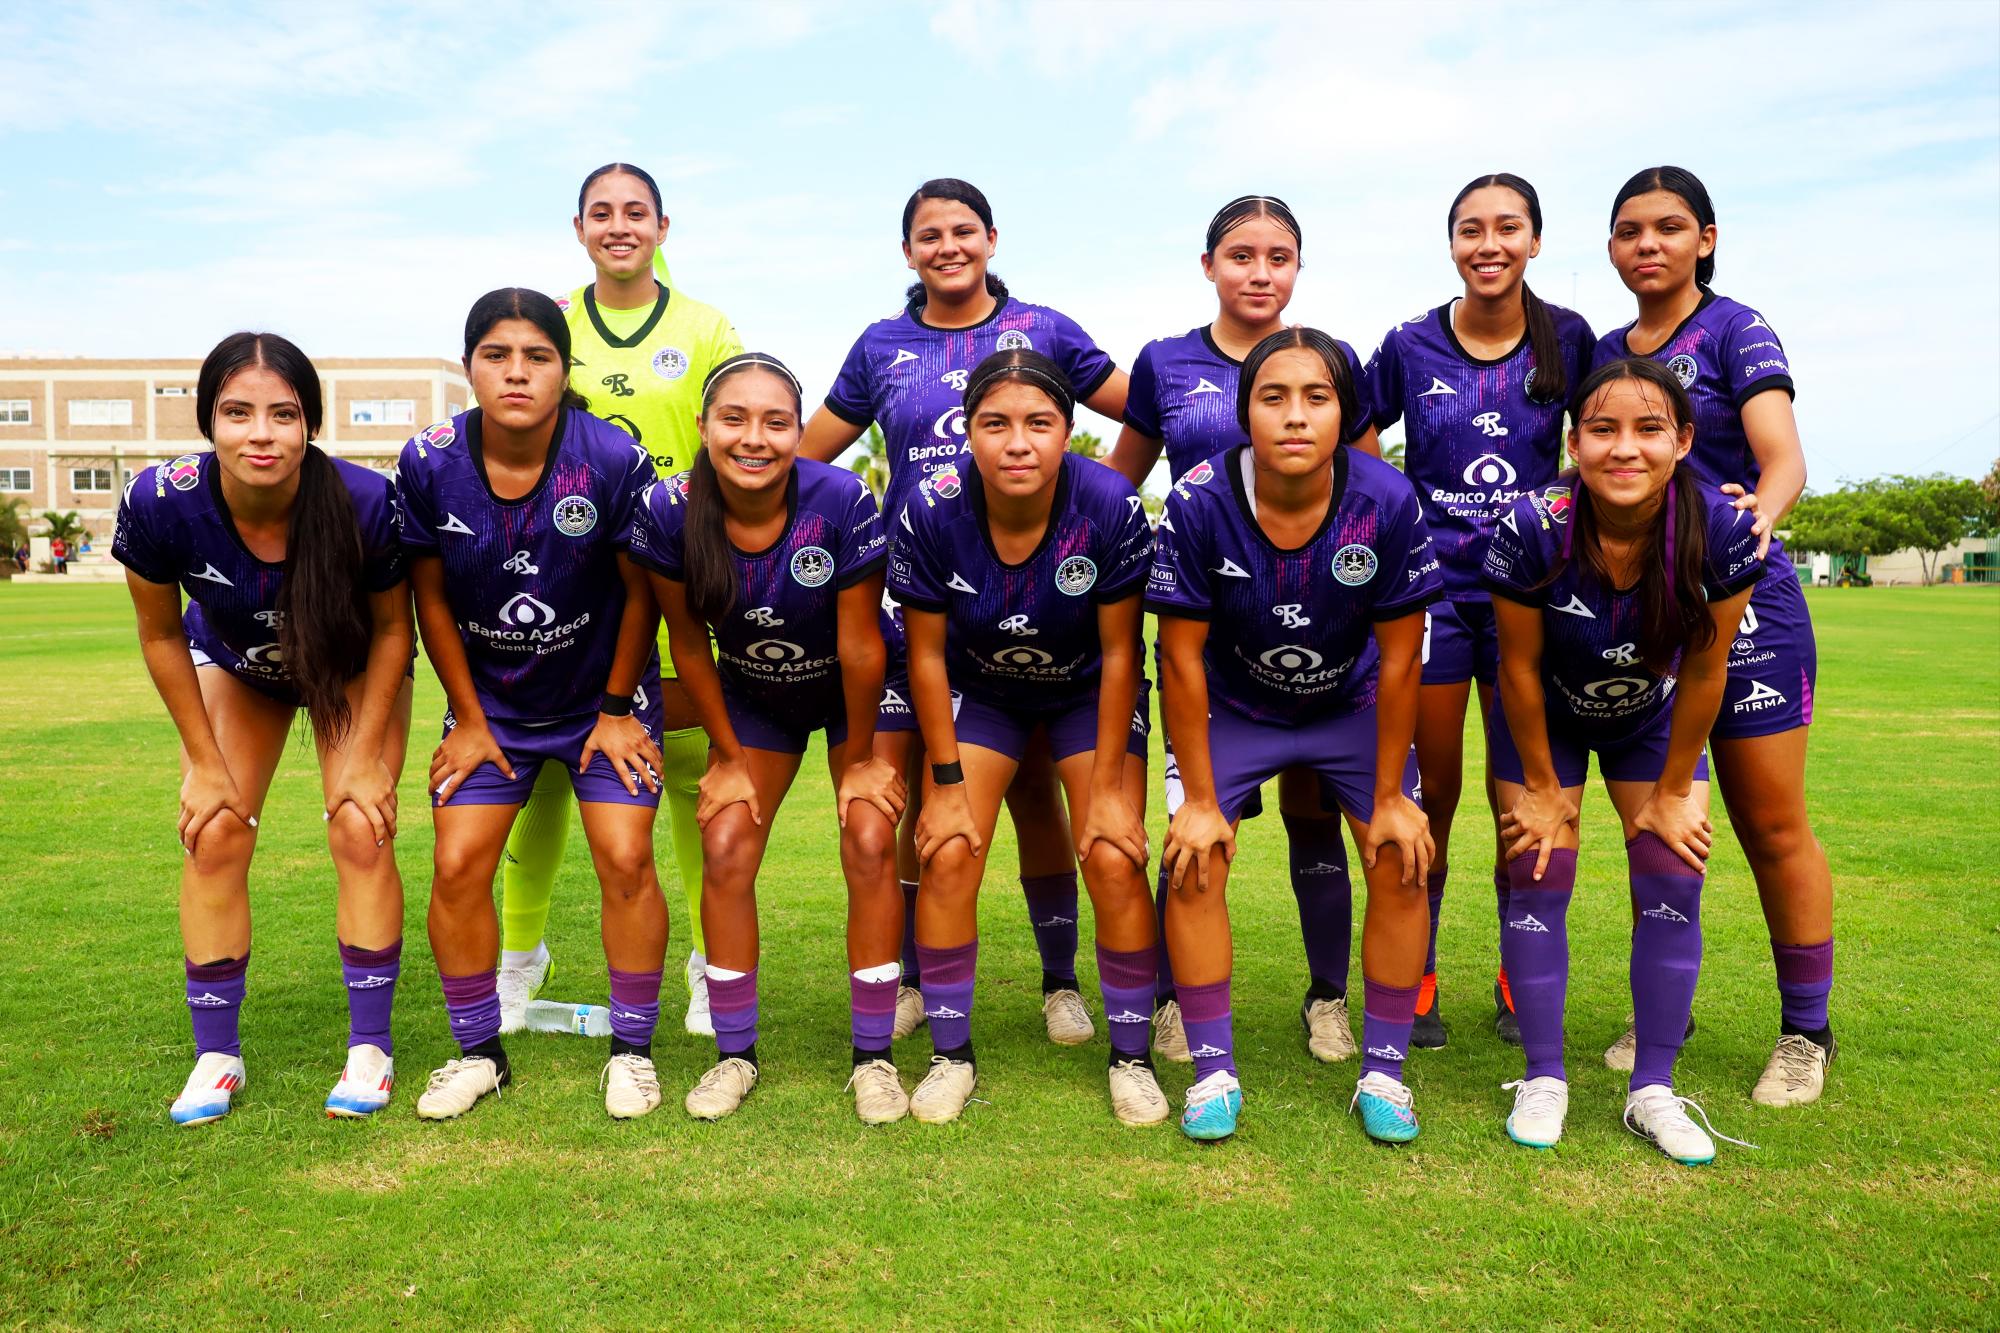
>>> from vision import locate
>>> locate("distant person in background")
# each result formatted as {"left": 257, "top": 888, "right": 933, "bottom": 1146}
{"left": 495, "top": 161, "right": 745, "bottom": 1044}
{"left": 79, "top": 534, "right": 94, "bottom": 558}
{"left": 13, "top": 543, "right": 27, "bottom": 572}
{"left": 51, "top": 536, "right": 67, "bottom": 573}
{"left": 114, "top": 331, "right": 413, "bottom": 1126}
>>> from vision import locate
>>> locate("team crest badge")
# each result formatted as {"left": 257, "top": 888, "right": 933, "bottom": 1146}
{"left": 164, "top": 454, "right": 202, "bottom": 491}
{"left": 553, "top": 494, "right": 598, "bottom": 537}
{"left": 1055, "top": 555, "right": 1098, "bottom": 596}
{"left": 1544, "top": 486, "right": 1573, "bottom": 525}
{"left": 994, "top": 329, "right": 1033, "bottom": 351}
{"left": 419, "top": 421, "right": 456, "bottom": 449}
{"left": 1332, "top": 543, "right": 1378, "bottom": 586}
{"left": 1522, "top": 367, "right": 1537, "bottom": 396}
{"left": 791, "top": 545, "right": 834, "bottom": 588}
{"left": 1666, "top": 354, "right": 1698, "bottom": 388}
{"left": 652, "top": 347, "right": 690, "bottom": 380}
{"left": 930, "top": 462, "right": 962, "bottom": 499}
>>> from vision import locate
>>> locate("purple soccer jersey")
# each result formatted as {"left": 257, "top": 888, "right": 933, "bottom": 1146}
{"left": 1146, "top": 446, "right": 1442, "bottom": 722}
{"left": 397, "top": 407, "right": 657, "bottom": 722}
{"left": 824, "top": 296, "right": 1118, "bottom": 522}
{"left": 629, "top": 456, "right": 887, "bottom": 723}
{"left": 1366, "top": 300, "right": 1595, "bottom": 601}
{"left": 1127, "top": 326, "right": 1373, "bottom": 481}
{"left": 113, "top": 451, "right": 405, "bottom": 698}
{"left": 886, "top": 451, "right": 1152, "bottom": 712}
{"left": 1481, "top": 480, "right": 1764, "bottom": 739}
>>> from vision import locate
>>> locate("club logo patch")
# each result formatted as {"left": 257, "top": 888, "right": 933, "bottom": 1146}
{"left": 994, "top": 329, "right": 1033, "bottom": 351}
{"left": 419, "top": 421, "right": 456, "bottom": 449}
{"left": 1332, "top": 543, "right": 1378, "bottom": 586}
{"left": 652, "top": 347, "right": 690, "bottom": 380}
{"left": 553, "top": 495, "right": 598, "bottom": 537}
{"left": 1055, "top": 555, "right": 1097, "bottom": 596}
{"left": 790, "top": 545, "right": 834, "bottom": 588}
{"left": 165, "top": 455, "right": 202, "bottom": 491}
{"left": 1667, "top": 354, "right": 1698, "bottom": 388}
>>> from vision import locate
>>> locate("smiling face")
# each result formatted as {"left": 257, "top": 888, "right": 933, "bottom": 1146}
{"left": 1451, "top": 184, "right": 1540, "bottom": 302}
{"left": 1203, "top": 213, "right": 1299, "bottom": 326}
{"left": 967, "top": 378, "right": 1069, "bottom": 501}
{"left": 209, "top": 363, "right": 309, "bottom": 492}
{"left": 574, "top": 170, "right": 668, "bottom": 284}
{"left": 1609, "top": 188, "right": 1715, "bottom": 299}
{"left": 465, "top": 318, "right": 567, "bottom": 436}
{"left": 700, "top": 367, "right": 800, "bottom": 499}
{"left": 1569, "top": 375, "right": 1693, "bottom": 510}
{"left": 903, "top": 198, "right": 996, "bottom": 305}
{"left": 1245, "top": 347, "right": 1343, "bottom": 480}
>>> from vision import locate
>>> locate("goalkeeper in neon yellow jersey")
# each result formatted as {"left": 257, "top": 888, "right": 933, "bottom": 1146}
{"left": 498, "top": 161, "right": 742, "bottom": 1039}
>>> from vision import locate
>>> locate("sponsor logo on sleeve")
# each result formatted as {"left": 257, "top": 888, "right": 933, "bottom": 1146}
{"left": 165, "top": 455, "right": 203, "bottom": 491}
{"left": 419, "top": 421, "right": 456, "bottom": 450}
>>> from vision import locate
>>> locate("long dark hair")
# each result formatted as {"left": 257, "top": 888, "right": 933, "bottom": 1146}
{"left": 1557, "top": 358, "right": 1713, "bottom": 671}
{"left": 197, "top": 332, "right": 371, "bottom": 741}
{"left": 683, "top": 353, "right": 805, "bottom": 625}
{"left": 1235, "top": 326, "right": 1360, "bottom": 440}
{"left": 577, "top": 161, "right": 663, "bottom": 218}
{"left": 1611, "top": 165, "right": 1717, "bottom": 288}
{"left": 462, "top": 288, "right": 590, "bottom": 413}
{"left": 1448, "top": 172, "right": 1566, "bottom": 405}
{"left": 1205, "top": 194, "right": 1302, "bottom": 257}
{"left": 964, "top": 348, "right": 1075, "bottom": 424}
{"left": 901, "top": 178, "right": 1008, "bottom": 308}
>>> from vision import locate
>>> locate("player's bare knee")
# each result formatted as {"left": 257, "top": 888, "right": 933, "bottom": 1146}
{"left": 1082, "top": 842, "right": 1141, "bottom": 898}
{"left": 324, "top": 804, "right": 385, "bottom": 869}
{"left": 188, "top": 811, "right": 257, "bottom": 877}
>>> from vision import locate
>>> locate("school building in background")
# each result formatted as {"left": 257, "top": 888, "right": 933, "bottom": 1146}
{"left": 0, "top": 356, "right": 470, "bottom": 536}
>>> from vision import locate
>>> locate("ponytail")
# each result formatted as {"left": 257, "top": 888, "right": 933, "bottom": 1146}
{"left": 277, "top": 445, "right": 372, "bottom": 741}
{"left": 681, "top": 451, "right": 737, "bottom": 625}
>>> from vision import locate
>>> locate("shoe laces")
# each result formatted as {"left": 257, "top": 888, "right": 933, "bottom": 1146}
{"left": 694, "top": 1057, "right": 755, "bottom": 1095}
{"left": 845, "top": 1059, "right": 900, "bottom": 1095}
{"left": 1352, "top": 1071, "right": 1413, "bottom": 1113}
{"left": 1502, "top": 1077, "right": 1566, "bottom": 1121}
{"left": 1625, "top": 1086, "right": 1758, "bottom": 1150}
{"left": 602, "top": 1053, "right": 659, "bottom": 1097}
{"left": 1044, "top": 989, "right": 1089, "bottom": 1022}
{"left": 426, "top": 1056, "right": 499, "bottom": 1099}
{"left": 1184, "top": 1070, "right": 1240, "bottom": 1110}
{"left": 1768, "top": 1034, "right": 1825, "bottom": 1088}
{"left": 1305, "top": 996, "right": 1349, "bottom": 1029}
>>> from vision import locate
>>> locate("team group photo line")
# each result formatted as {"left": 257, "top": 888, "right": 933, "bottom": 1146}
{"left": 129, "top": 160, "right": 1835, "bottom": 1161}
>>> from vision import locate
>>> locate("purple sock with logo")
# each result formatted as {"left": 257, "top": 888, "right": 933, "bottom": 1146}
{"left": 1153, "top": 865, "right": 1176, "bottom": 1002}
{"left": 917, "top": 939, "right": 977, "bottom": 1053}
{"left": 1095, "top": 943, "right": 1156, "bottom": 1058}
{"left": 1501, "top": 851, "right": 1576, "bottom": 1080}
{"left": 1361, "top": 977, "right": 1420, "bottom": 1080}
{"left": 1284, "top": 812, "right": 1352, "bottom": 992}
{"left": 707, "top": 967, "right": 759, "bottom": 1057}
{"left": 1021, "top": 873, "right": 1079, "bottom": 985}
{"left": 1772, "top": 938, "right": 1834, "bottom": 1033}
{"left": 440, "top": 969, "right": 501, "bottom": 1053}
{"left": 899, "top": 880, "right": 921, "bottom": 985}
{"left": 1628, "top": 833, "right": 1704, "bottom": 1092}
{"left": 1176, "top": 977, "right": 1236, "bottom": 1081}
{"left": 851, "top": 970, "right": 897, "bottom": 1052}
{"left": 608, "top": 965, "right": 662, "bottom": 1048}
{"left": 1494, "top": 864, "right": 1511, "bottom": 930}
{"left": 186, "top": 954, "right": 248, "bottom": 1057}
{"left": 339, "top": 940, "right": 400, "bottom": 1054}
{"left": 1423, "top": 868, "right": 1447, "bottom": 979}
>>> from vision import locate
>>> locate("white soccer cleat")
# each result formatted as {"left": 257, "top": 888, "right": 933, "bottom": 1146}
{"left": 1502, "top": 1076, "right": 1569, "bottom": 1149}
{"left": 171, "top": 1051, "right": 245, "bottom": 1126}
{"left": 497, "top": 949, "right": 552, "bottom": 1036}
{"left": 416, "top": 1055, "right": 505, "bottom": 1120}
{"left": 1604, "top": 1019, "right": 1637, "bottom": 1072}
{"left": 685, "top": 1056, "right": 758, "bottom": 1120}
{"left": 603, "top": 1052, "right": 662, "bottom": 1120}
{"left": 909, "top": 1055, "right": 977, "bottom": 1124}
{"left": 684, "top": 951, "right": 714, "bottom": 1037}
{"left": 1108, "top": 1060, "right": 1170, "bottom": 1126}
{"left": 1303, "top": 996, "right": 1358, "bottom": 1063}
{"left": 1042, "top": 989, "right": 1094, "bottom": 1046}
{"left": 1623, "top": 1084, "right": 1755, "bottom": 1165}
{"left": 325, "top": 1043, "right": 395, "bottom": 1118}
{"left": 892, "top": 985, "right": 927, "bottom": 1040}
{"left": 1751, "top": 1033, "right": 1835, "bottom": 1108}
{"left": 846, "top": 1058, "right": 910, "bottom": 1125}
{"left": 1151, "top": 999, "right": 1191, "bottom": 1063}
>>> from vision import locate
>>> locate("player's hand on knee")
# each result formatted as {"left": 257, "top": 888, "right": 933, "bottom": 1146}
{"left": 1078, "top": 789, "right": 1148, "bottom": 872}
{"left": 697, "top": 755, "right": 761, "bottom": 828}
{"left": 179, "top": 761, "right": 254, "bottom": 853}
{"left": 838, "top": 755, "right": 906, "bottom": 829}
{"left": 1502, "top": 785, "right": 1578, "bottom": 881}
{"left": 327, "top": 755, "right": 398, "bottom": 844}
{"left": 915, "top": 781, "right": 980, "bottom": 865}
{"left": 1164, "top": 800, "right": 1233, "bottom": 894}
{"left": 1632, "top": 785, "right": 1712, "bottom": 872}
{"left": 1364, "top": 794, "right": 1432, "bottom": 888}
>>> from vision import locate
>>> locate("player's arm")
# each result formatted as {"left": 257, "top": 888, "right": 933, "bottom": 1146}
{"left": 904, "top": 605, "right": 981, "bottom": 864}
{"left": 1360, "top": 611, "right": 1431, "bottom": 886}
{"left": 410, "top": 555, "right": 515, "bottom": 802}
{"left": 1105, "top": 424, "right": 1164, "bottom": 489}
{"left": 578, "top": 553, "right": 664, "bottom": 798}
{"left": 1730, "top": 392, "right": 1807, "bottom": 559}
{"left": 834, "top": 571, "right": 902, "bottom": 829}
{"left": 800, "top": 408, "right": 867, "bottom": 465}
{"left": 325, "top": 578, "right": 414, "bottom": 842}
{"left": 1490, "top": 595, "right": 1572, "bottom": 876}
{"left": 1078, "top": 593, "right": 1146, "bottom": 868}
{"left": 1080, "top": 370, "right": 1130, "bottom": 425}
{"left": 1635, "top": 585, "right": 1753, "bottom": 870}
{"left": 126, "top": 570, "right": 249, "bottom": 850}
{"left": 1157, "top": 613, "right": 1231, "bottom": 893}
{"left": 649, "top": 570, "right": 752, "bottom": 826}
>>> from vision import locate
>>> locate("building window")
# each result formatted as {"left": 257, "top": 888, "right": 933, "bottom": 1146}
{"left": 446, "top": 401, "right": 463, "bottom": 417}
{"left": 154, "top": 385, "right": 191, "bottom": 397}
{"left": 71, "top": 467, "right": 115, "bottom": 493}
{"left": 68, "top": 399, "right": 134, "bottom": 427}
{"left": 0, "top": 468, "right": 31, "bottom": 491}
{"left": 350, "top": 399, "right": 416, "bottom": 426}
{"left": 0, "top": 399, "right": 30, "bottom": 425}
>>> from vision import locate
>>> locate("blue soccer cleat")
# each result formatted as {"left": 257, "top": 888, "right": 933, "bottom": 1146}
{"left": 325, "top": 1043, "right": 395, "bottom": 1118}
{"left": 1352, "top": 1070, "right": 1420, "bottom": 1143}
{"left": 1180, "top": 1070, "right": 1242, "bottom": 1141}
{"left": 171, "top": 1052, "right": 245, "bottom": 1126}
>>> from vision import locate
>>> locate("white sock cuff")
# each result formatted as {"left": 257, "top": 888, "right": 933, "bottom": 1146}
{"left": 705, "top": 964, "right": 748, "bottom": 982}
{"left": 853, "top": 962, "right": 900, "bottom": 984}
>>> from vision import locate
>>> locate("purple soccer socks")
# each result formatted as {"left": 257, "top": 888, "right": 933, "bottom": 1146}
{"left": 1500, "top": 851, "right": 1576, "bottom": 1080}
{"left": 440, "top": 969, "right": 501, "bottom": 1053}
{"left": 608, "top": 965, "right": 663, "bottom": 1052}
{"left": 339, "top": 940, "right": 400, "bottom": 1054}
{"left": 1095, "top": 943, "right": 1156, "bottom": 1059}
{"left": 1361, "top": 978, "right": 1419, "bottom": 1080}
{"left": 186, "top": 954, "right": 248, "bottom": 1057}
{"left": 1284, "top": 812, "right": 1353, "bottom": 994}
{"left": 917, "top": 939, "right": 977, "bottom": 1055}
{"left": 1772, "top": 938, "right": 1834, "bottom": 1036}
{"left": 1628, "top": 833, "right": 1704, "bottom": 1091}
{"left": 1177, "top": 977, "right": 1236, "bottom": 1081}
{"left": 1021, "top": 874, "right": 1080, "bottom": 988}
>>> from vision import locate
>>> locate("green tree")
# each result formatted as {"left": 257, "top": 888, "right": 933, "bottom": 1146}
{"left": 846, "top": 423, "right": 889, "bottom": 499}
{"left": 1379, "top": 437, "right": 1406, "bottom": 472}
{"left": 1785, "top": 474, "right": 1993, "bottom": 584}
{"left": 0, "top": 498, "right": 27, "bottom": 553}
{"left": 1068, "top": 430, "right": 1104, "bottom": 459}
{"left": 40, "top": 510, "right": 85, "bottom": 546}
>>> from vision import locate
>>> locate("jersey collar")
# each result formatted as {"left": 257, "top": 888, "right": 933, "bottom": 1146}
{"left": 467, "top": 406, "right": 569, "bottom": 508}
{"left": 1620, "top": 288, "right": 1717, "bottom": 359}
{"left": 967, "top": 450, "right": 1072, "bottom": 571}
{"left": 584, "top": 283, "right": 671, "bottom": 350}
{"left": 1225, "top": 442, "right": 1348, "bottom": 555}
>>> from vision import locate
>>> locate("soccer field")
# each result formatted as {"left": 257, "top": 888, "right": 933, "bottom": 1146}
{"left": 1, "top": 584, "right": 1994, "bottom": 1330}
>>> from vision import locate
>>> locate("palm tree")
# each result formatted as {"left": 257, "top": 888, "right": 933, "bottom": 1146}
{"left": 0, "top": 498, "right": 27, "bottom": 553}
{"left": 847, "top": 423, "right": 889, "bottom": 499}
{"left": 41, "top": 510, "right": 85, "bottom": 545}
{"left": 1067, "top": 430, "right": 1105, "bottom": 459}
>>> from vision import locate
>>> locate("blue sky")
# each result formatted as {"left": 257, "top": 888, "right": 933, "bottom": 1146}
{"left": 2, "top": 1, "right": 1995, "bottom": 483}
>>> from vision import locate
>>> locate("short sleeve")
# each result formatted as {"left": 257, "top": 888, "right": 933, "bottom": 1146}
{"left": 111, "top": 469, "right": 178, "bottom": 584}
{"left": 394, "top": 440, "right": 439, "bottom": 553}
{"left": 836, "top": 473, "right": 888, "bottom": 588}
{"left": 1701, "top": 495, "right": 1765, "bottom": 599}
{"left": 712, "top": 313, "right": 745, "bottom": 365}
{"left": 1091, "top": 470, "right": 1154, "bottom": 603}
{"left": 358, "top": 474, "right": 407, "bottom": 592}
{"left": 1339, "top": 340, "right": 1372, "bottom": 444}
{"left": 1121, "top": 342, "right": 1163, "bottom": 437}
{"left": 824, "top": 330, "right": 877, "bottom": 427}
{"left": 602, "top": 434, "right": 655, "bottom": 549}
{"left": 1363, "top": 329, "right": 1404, "bottom": 433}
{"left": 1049, "top": 309, "right": 1117, "bottom": 401}
{"left": 885, "top": 494, "right": 948, "bottom": 612}
{"left": 627, "top": 477, "right": 686, "bottom": 580}
{"left": 1563, "top": 313, "right": 1598, "bottom": 402}
{"left": 1726, "top": 308, "right": 1795, "bottom": 407}
{"left": 1144, "top": 488, "right": 1214, "bottom": 620}
{"left": 1370, "top": 486, "right": 1443, "bottom": 620}
{"left": 1481, "top": 496, "right": 1551, "bottom": 604}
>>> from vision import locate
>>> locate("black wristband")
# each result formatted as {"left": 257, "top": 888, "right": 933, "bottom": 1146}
{"left": 930, "top": 760, "right": 965, "bottom": 786}
{"left": 599, "top": 691, "right": 634, "bottom": 717}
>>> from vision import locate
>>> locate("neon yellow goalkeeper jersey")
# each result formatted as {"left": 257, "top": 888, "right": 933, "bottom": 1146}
{"left": 558, "top": 282, "right": 743, "bottom": 481}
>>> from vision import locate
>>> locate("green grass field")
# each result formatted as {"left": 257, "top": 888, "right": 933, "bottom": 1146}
{"left": 1, "top": 584, "right": 1995, "bottom": 1330}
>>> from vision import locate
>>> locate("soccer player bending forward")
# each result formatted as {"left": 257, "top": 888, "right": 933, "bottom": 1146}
{"left": 890, "top": 349, "right": 1166, "bottom": 1127}
{"left": 631, "top": 353, "right": 911, "bottom": 1124}
{"left": 1149, "top": 328, "right": 1441, "bottom": 1145}
{"left": 403, "top": 289, "right": 670, "bottom": 1122}
{"left": 1484, "top": 357, "right": 1763, "bottom": 1164}
{"left": 116, "top": 332, "right": 413, "bottom": 1125}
